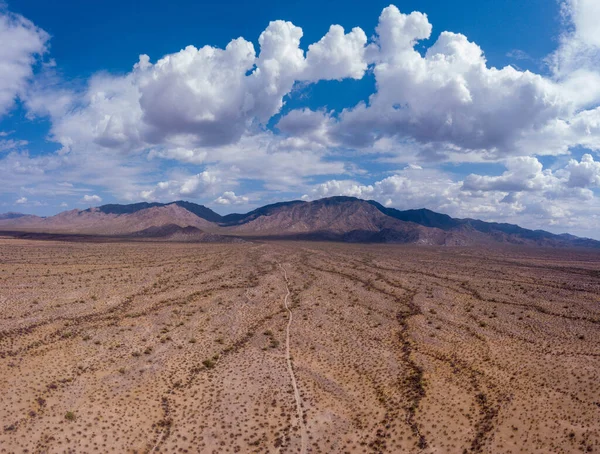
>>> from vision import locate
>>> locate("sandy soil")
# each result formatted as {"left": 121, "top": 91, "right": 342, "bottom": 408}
{"left": 0, "top": 239, "right": 599, "bottom": 453}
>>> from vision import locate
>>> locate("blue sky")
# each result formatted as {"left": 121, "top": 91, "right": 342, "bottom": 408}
{"left": 2, "top": 0, "right": 600, "bottom": 237}
{"left": 10, "top": 0, "right": 556, "bottom": 75}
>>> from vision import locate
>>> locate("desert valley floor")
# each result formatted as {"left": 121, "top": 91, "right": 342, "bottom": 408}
{"left": 0, "top": 238, "right": 599, "bottom": 453}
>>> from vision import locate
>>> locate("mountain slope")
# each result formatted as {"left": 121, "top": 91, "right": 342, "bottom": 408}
{"left": 222, "top": 197, "right": 456, "bottom": 244}
{"left": 0, "top": 204, "right": 217, "bottom": 235}
{"left": 220, "top": 200, "right": 306, "bottom": 226}
{"left": 90, "top": 202, "right": 164, "bottom": 215}
{"left": 89, "top": 201, "right": 223, "bottom": 222}
{"left": 367, "top": 199, "right": 597, "bottom": 247}
{"left": 0, "top": 213, "right": 43, "bottom": 227}
{"left": 368, "top": 201, "right": 463, "bottom": 230}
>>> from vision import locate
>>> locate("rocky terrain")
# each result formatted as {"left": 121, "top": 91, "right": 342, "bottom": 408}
{"left": 0, "top": 238, "right": 599, "bottom": 452}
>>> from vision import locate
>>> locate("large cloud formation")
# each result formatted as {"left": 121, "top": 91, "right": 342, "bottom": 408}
{"left": 39, "top": 20, "right": 368, "bottom": 155}
{"left": 278, "top": 5, "right": 600, "bottom": 159}
{"left": 24, "top": 3, "right": 600, "bottom": 164}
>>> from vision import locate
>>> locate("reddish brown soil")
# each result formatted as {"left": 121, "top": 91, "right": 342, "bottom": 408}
{"left": 1, "top": 239, "right": 599, "bottom": 453}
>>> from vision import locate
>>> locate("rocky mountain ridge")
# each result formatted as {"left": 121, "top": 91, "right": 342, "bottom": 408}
{"left": 1, "top": 196, "right": 597, "bottom": 247}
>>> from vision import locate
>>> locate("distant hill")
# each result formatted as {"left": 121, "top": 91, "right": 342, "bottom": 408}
{"left": 127, "top": 224, "right": 243, "bottom": 243}
{"left": 367, "top": 200, "right": 598, "bottom": 247}
{"left": 0, "top": 204, "right": 216, "bottom": 235}
{"left": 1, "top": 196, "right": 598, "bottom": 247}
{"left": 0, "top": 212, "right": 30, "bottom": 220}
{"left": 89, "top": 200, "right": 223, "bottom": 223}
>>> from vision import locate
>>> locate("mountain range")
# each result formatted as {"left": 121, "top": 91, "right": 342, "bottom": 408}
{"left": 1, "top": 196, "right": 598, "bottom": 248}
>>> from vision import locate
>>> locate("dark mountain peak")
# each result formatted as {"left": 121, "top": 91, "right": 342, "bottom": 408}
{"left": 368, "top": 201, "right": 462, "bottom": 230}
{"left": 169, "top": 201, "right": 223, "bottom": 223}
{"left": 86, "top": 200, "right": 222, "bottom": 223}
{"left": 459, "top": 218, "right": 560, "bottom": 242}
{"left": 90, "top": 202, "right": 163, "bottom": 215}
{"left": 0, "top": 212, "right": 31, "bottom": 220}
{"left": 312, "top": 196, "right": 362, "bottom": 205}
{"left": 220, "top": 199, "right": 306, "bottom": 226}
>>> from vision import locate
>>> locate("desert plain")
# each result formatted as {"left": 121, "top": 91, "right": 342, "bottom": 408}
{"left": 0, "top": 238, "right": 599, "bottom": 453}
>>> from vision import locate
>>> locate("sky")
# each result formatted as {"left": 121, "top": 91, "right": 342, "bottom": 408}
{"left": 2, "top": 1, "right": 600, "bottom": 238}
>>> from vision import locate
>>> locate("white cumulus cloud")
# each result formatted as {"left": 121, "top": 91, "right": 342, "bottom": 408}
{"left": 214, "top": 191, "right": 249, "bottom": 205}
{"left": 566, "top": 153, "right": 600, "bottom": 187}
{"left": 281, "top": 5, "right": 570, "bottom": 158}
{"left": 81, "top": 194, "right": 102, "bottom": 204}
{"left": 140, "top": 171, "right": 222, "bottom": 201}
{"left": 462, "top": 157, "right": 560, "bottom": 193}
{"left": 37, "top": 19, "right": 371, "bottom": 156}
{"left": 302, "top": 25, "right": 368, "bottom": 81}
{"left": 0, "top": 10, "right": 48, "bottom": 117}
